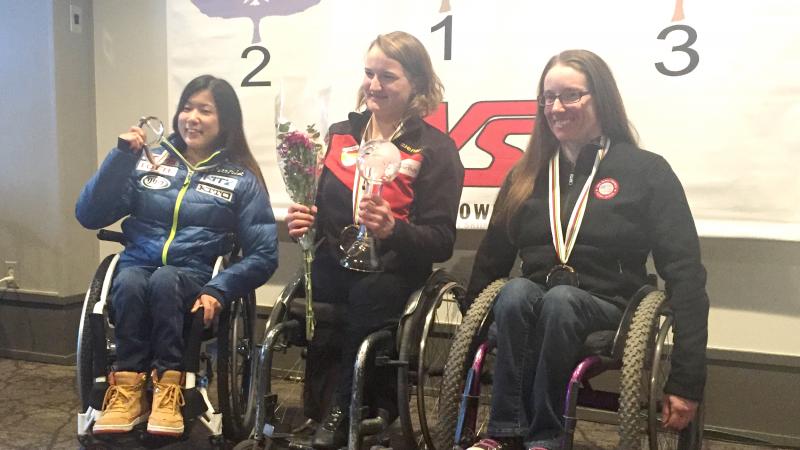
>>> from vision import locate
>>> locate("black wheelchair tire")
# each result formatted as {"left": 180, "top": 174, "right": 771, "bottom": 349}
{"left": 76, "top": 254, "right": 116, "bottom": 411}
{"left": 619, "top": 290, "right": 703, "bottom": 450}
{"left": 217, "top": 292, "right": 257, "bottom": 441}
{"left": 434, "top": 279, "right": 507, "bottom": 450}
{"left": 396, "top": 271, "right": 465, "bottom": 450}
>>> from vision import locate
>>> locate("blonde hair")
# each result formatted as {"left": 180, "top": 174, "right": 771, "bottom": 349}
{"left": 356, "top": 31, "right": 444, "bottom": 118}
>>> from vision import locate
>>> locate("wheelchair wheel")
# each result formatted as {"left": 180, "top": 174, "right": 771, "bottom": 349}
{"left": 434, "top": 279, "right": 507, "bottom": 450}
{"left": 397, "top": 270, "right": 466, "bottom": 449}
{"left": 76, "top": 254, "right": 116, "bottom": 411}
{"left": 217, "top": 292, "right": 257, "bottom": 441}
{"left": 619, "top": 291, "right": 703, "bottom": 450}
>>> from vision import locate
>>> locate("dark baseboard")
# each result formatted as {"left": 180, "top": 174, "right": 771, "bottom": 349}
{"left": 0, "top": 290, "right": 83, "bottom": 366}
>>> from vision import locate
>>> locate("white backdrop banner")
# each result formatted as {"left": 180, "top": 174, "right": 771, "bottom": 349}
{"left": 166, "top": 0, "right": 800, "bottom": 241}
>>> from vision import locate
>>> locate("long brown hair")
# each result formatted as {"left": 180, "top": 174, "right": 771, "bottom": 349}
{"left": 356, "top": 31, "right": 444, "bottom": 118}
{"left": 492, "top": 49, "right": 638, "bottom": 230}
{"left": 172, "top": 75, "right": 266, "bottom": 188}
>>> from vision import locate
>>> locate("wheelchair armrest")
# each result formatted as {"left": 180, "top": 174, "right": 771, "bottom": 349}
{"left": 610, "top": 284, "right": 659, "bottom": 360}
{"left": 97, "top": 229, "right": 126, "bottom": 245}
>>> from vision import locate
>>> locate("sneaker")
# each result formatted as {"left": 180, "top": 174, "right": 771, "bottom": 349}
{"left": 147, "top": 369, "right": 185, "bottom": 436}
{"left": 468, "top": 438, "right": 509, "bottom": 450}
{"left": 525, "top": 436, "right": 559, "bottom": 450}
{"left": 93, "top": 371, "right": 149, "bottom": 434}
{"left": 311, "top": 405, "right": 349, "bottom": 449}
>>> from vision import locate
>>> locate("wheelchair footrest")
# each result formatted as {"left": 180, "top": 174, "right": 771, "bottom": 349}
{"left": 182, "top": 387, "right": 209, "bottom": 419}
{"left": 374, "top": 355, "right": 408, "bottom": 367}
{"left": 89, "top": 381, "right": 109, "bottom": 411}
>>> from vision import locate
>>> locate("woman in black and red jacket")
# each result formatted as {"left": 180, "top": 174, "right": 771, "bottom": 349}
{"left": 286, "top": 31, "right": 464, "bottom": 449}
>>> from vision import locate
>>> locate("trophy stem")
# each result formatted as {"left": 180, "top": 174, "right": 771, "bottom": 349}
{"left": 339, "top": 182, "right": 384, "bottom": 272}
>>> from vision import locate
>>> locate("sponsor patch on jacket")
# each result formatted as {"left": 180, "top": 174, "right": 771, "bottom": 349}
{"left": 140, "top": 174, "right": 171, "bottom": 190}
{"left": 399, "top": 143, "right": 422, "bottom": 154}
{"left": 594, "top": 177, "right": 620, "bottom": 200}
{"left": 200, "top": 174, "right": 239, "bottom": 190}
{"left": 214, "top": 167, "right": 245, "bottom": 177}
{"left": 196, "top": 183, "right": 233, "bottom": 202}
{"left": 136, "top": 160, "right": 178, "bottom": 177}
{"left": 398, "top": 159, "right": 421, "bottom": 178}
{"left": 340, "top": 145, "right": 359, "bottom": 167}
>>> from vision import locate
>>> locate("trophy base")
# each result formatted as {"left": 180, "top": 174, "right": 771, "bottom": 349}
{"left": 339, "top": 243, "right": 382, "bottom": 272}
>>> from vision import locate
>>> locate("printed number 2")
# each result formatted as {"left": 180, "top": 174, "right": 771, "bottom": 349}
{"left": 241, "top": 45, "right": 271, "bottom": 87}
{"left": 431, "top": 15, "right": 452, "bottom": 60}
{"left": 655, "top": 24, "right": 699, "bottom": 76}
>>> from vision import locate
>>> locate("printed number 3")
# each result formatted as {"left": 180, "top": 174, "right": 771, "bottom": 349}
{"left": 655, "top": 24, "right": 699, "bottom": 76}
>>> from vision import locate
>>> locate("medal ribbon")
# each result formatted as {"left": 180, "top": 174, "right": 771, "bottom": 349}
{"left": 350, "top": 117, "right": 404, "bottom": 224}
{"left": 548, "top": 137, "right": 610, "bottom": 265}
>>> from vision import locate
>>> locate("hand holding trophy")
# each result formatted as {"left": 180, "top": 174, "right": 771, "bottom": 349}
{"left": 137, "top": 116, "right": 166, "bottom": 166}
{"left": 339, "top": 139, "right": 402, "bottom": 272}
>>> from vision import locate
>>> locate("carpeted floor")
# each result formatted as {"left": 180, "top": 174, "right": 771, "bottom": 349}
{"left": 0, "top": 358, "right": 785, "bottom": 450}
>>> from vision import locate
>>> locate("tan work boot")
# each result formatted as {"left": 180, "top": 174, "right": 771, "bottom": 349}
{"left": 93, "top": 371, "right": 149, "bottom": 434}
{"left": 147, "top": 369, "right": 186, "bottom": 436}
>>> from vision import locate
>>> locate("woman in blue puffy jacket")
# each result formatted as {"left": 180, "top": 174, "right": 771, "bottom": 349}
{"left": 75, "top": 75, "right": 278, "bottom": 437}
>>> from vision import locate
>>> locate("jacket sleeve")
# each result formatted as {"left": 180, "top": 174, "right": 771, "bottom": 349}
{"left": 465, "top": 207, "right": 518, "bottom": 308}
{"left": 645, "top": 157, "right": 710, "bottom": 401}
{"left": 201, "top": 174, "right": 279, "bottom": 305}
{"left": 75, "top": 143, "right": 138, "bottom": 229}
{"left": 383, "top": 135, "right": 464, "bottom": 264}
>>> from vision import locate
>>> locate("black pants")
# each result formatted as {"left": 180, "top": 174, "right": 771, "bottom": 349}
{"left": 304, "top": 251, "right": 427, "bottom": 420}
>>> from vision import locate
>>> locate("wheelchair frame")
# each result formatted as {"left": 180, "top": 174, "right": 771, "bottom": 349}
{"left": 434, "top": 279, "right": 705, "bottom": 450}
{"left": 239, "top": 267, "right": 465, "bottom": 450}
{"left": 75, "top": 230, "right": 257, "bottom": 448}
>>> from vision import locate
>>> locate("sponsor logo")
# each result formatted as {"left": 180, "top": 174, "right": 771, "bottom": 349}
{"left": 340, "top": 145, "right": 359, "bottom": 167}
{"left": 594, "top": 178, "right": 620, "bottom": 200}
{"left": 200, "top": 174, "right": 239, "bottom": 190}
{"left": 197, "top": 183, "right": 233, "bottom": 202}
{"left": 140, "top": 174, "right": 171, "bottom": 190}
{"left": 398, "top": 159, "right": 421, "bottom": 178}
{"left": 214, "top": 167, "right": 245, "bottom": 177}
{"left": 399, "top": 143, "right": 422, "bottom": 154}
{"left": 136, "top": 160, "right": 178, "bottom": 177}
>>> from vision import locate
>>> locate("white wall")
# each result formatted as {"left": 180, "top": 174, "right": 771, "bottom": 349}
{"left": 0, "top": 0, "right": 96, "bottom": 297}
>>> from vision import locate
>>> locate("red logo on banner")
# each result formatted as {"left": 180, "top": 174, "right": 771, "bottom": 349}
{"left": 425, "top": 100, "right": 536, "bottom": 188}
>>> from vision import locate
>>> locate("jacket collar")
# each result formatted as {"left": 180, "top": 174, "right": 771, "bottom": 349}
{"left": 347, "top": 110, "right": 426, "bottom": 144}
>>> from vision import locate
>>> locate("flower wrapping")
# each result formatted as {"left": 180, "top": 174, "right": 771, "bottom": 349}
{"left": 275, "top": 80, "right": 329, "bottom": 340}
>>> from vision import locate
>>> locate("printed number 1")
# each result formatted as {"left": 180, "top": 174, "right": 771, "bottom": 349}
{"left": 655, "top": 24, "right": 699, "bottom": 76}
{"left": 431, "top": 15, "right": 453, "bottom": 60}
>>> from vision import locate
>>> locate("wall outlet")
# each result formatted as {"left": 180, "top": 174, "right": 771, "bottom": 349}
{"left": 69, "top": 4, "right": 83, "bottom": 34}
{"left": 5, "top": 261, "right": 16, "bottom": 278}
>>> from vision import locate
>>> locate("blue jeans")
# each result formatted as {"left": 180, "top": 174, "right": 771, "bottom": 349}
{"left": 487, "top": 278, "right": 623, "bottom": 446}
{"left": 110, "top": 265, "right": 209, "bottom": 374}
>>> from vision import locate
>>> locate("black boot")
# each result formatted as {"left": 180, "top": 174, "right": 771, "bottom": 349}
{"left": 312, "top": 405, "right": 348, "bottom": 449}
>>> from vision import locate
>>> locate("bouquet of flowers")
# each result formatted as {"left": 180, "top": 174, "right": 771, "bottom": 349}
{"left": 275, "top": 79, "right": 329, "bottom": 340}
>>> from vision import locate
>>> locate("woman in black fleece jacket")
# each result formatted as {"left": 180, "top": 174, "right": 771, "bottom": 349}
{"left": 464, "top": 50, "right": 709, "bottom": 450}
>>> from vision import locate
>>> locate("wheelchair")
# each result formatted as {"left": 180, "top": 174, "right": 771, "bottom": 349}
{"left": 434, "top": 279, "right": 705, "bottom": 450}
{"left": 76, "top": 230, "right": 258, "bottom": 449}
{"left": 234, "top": 267, "right": 466, "bottom": 450}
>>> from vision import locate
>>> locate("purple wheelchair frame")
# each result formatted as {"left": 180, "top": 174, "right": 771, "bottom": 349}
{"left": 452, "top": 285, "right": 658, "bottom": 450}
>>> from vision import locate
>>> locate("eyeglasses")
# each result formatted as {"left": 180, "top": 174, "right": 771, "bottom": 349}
{"left": 538, "top": 90, "right": 591, "bottom": 106}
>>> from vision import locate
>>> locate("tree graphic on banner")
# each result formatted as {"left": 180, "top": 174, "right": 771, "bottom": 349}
{"left": 191, "top": 0, "right": 322, "bottom": 44}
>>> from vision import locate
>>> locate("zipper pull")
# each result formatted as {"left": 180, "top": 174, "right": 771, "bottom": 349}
{"left": 568, "top": 172, "right": 575, "bottom": 186}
